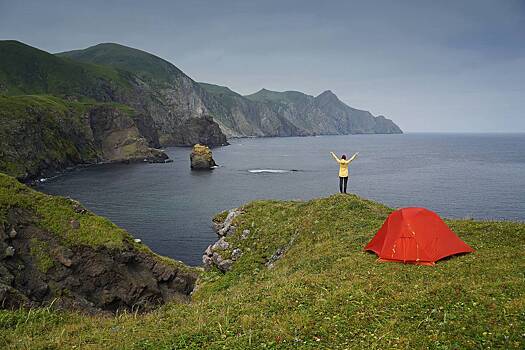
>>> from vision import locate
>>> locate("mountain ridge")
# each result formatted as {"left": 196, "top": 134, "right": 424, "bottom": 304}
{"left": 58, "top": 43, "right": 403, "bottom": 137}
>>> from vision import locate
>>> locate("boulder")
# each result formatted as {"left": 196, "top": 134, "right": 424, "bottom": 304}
{"left": 190, "top": 144, "right": 217, "bottom": 170}
{"left": 231, "top": 248, "right": 242, "bottom": 261}
{"left": 241, "top": 229, "right": 250, "bottom": 240}
{"left": 202, "top": 255, "right": 213, "bottom": 270}
{"left": 217, "top": 209, "right": 240, "bottom": 236}
{"left": 4, "top": 246, "right": 15, "bottom": 258}
{"left": 212, "top": 237, "right": 229, "bottom": 250}
{"left": 217, "top": 259, "right": 233, "bottom": 272}
{"left": 9, "top": 227, "right": 17, "bottom": 239}
{"left": 70, "top": 219, "right": 80, "bottom": 230}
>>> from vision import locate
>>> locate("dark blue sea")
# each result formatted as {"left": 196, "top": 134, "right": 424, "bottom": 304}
{"left": 38, "top": 133, "right": 525, "bottom": 265}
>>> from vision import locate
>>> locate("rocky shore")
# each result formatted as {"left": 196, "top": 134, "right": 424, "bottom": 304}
{"left": 202, "top": 208, "right": 243, "bottom": 272}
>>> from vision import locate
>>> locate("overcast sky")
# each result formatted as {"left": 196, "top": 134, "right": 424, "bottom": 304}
{"left": 1, "top": 0, "right": 524, "bottom": 132}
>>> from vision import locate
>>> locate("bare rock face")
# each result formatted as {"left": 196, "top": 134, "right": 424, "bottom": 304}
{"left": 88, "top": 105, "right": 169, "bottom": 164}
{"left": 202, "top": 208, "right": 242, "bottom": 272}
{"left": 190, "top": 144, "right": 217, "bottom": 170}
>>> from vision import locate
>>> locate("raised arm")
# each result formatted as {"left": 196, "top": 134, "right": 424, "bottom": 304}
{"left": 330, "top": 152, "right": 340, "bottom": 162}
{"left": 348, "top": 152, "right": 359, "bottom": 163}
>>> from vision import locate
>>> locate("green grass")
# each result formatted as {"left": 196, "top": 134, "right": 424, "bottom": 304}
{"left": 0, "top": 174, "right": 192, "bottom": 276}
{"left": 244, "top": 88, "right": 310, "bottom": 106}
{"left": 0, "top": 172, "right": 133, "bottom": 249}
{"left": 29, "top": 238, "right": 55, "bottom": 273}
{"left": 57, "top": 42, "right": 185, "bottom": 86}
{"left": 0, "top": 192, "right": 523, "bottom": 349}
{"left": 0, "top": 40, "right": 132, "bottom": 98}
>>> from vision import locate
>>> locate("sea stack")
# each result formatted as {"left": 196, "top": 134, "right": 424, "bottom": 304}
{"left": 190, "top": 144, "right": 217, "bottom": 170}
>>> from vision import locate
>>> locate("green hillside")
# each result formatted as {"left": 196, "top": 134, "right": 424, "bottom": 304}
{"left": 245, "top": 88, "right": 309, "bottom": 105}
{"left": 0, "top": 95, "right": 98, "bottom": 178}
{"left": 199, "top": 82, "right": 242, "bottom": 98}
{"left": 1, "top": 193, "right": 523, "bottom": 349}
{"left": 0, "top": 40, "right": 131, "bottom": 99}
{"left": 57, "top": 43, "right": 186, "bottom": 85}
{"left": 0, "top": 95, "right": 167, "bottom": 180}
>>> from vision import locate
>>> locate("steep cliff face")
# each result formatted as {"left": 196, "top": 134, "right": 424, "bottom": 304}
{"left": 0, "top": 40, "right": 227, "bottom": 147}
{"left": 0, "top": 95, "right": 168, "bottom": 181}
{"left": 1, "top": 39, "right": 401, "bottom": 156}
{"left": 57, "top": 43, "right": 228, "bottom": 146}
{"left": 198, "top": 83, "right": 308, "bottom": 137}
{"left": 200, "top": 84, "right": 402, "bottom": 137}
{"left": 0, "top": 174, "right": 198, "bottom": 313}
{"left": 58, "top": 43, "right": 401, "bottom": 139}
{"left": 87, "top": 105, "right": 168, "bottom": 162}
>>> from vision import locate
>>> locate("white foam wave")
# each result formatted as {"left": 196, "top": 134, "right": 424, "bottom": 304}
{"left": 248, "top": 169, "right": 289, "bottom": 173}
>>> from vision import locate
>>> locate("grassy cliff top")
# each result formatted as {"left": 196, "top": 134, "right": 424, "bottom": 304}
{"left": 199, "top": 82, "right": 243, "bottom": 98}
{"left": 0, "top": 40, "right": 131, "bottom": 97}
{"left": 57, "top": 42, "right": 186, "bottom": 85}
{"left": 0, "top": 172, "right": 139, "bottom": 249}
{"left": 244, "top": 88, "right": 311, "bottom": 105}
{"left": 0, "top": 173, "right": 189, "bottom": 272}
{"left": 1, "top": 193, "right": 523, "bottom": 349}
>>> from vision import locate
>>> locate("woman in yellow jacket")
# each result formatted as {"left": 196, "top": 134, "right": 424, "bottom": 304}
{"left": 330, "top": 151, "right": 359, "bottom": 193}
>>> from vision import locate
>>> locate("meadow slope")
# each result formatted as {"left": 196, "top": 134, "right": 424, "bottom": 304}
{"left": 1, "top": 192, "right": 523, "bottom": 349}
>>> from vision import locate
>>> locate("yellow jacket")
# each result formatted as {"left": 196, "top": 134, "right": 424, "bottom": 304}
{"left": 331, "top": 152, "right": 357, "bottom": 178}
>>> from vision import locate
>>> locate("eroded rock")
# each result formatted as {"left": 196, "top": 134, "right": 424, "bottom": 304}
{"left": 212, "top": 237, "right": 229, "bottom": 250}
{"left": 231, "top": 248, "right": 242, "bottom": 261}
{"left": 241, "top": 229, "right": 250, "bottom": 240}
{"left": 190, "top": 144, "right": 217, "bottom": 170}
{"left": 202, "top": 207, "right": 244, "bottom": 273}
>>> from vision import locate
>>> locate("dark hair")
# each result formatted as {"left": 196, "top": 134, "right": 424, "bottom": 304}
{"left": 341, "top": 154, "right": 347, "bottom": 160}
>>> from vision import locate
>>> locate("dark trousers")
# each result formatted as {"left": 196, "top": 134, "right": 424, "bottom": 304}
{"left": 339, "top": 176, "right": 348, "bottom": 193}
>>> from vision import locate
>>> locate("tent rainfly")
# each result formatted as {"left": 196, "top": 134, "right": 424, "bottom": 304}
{"left": 365, "top": 207, "right": 474, "bottom": 265}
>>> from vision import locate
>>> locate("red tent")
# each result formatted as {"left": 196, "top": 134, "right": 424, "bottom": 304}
{"left": 365, "top": 207, "right": 474, "bottom": 265}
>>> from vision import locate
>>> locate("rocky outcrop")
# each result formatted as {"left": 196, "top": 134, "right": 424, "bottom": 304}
{"left": 190, "top": 144, "right": 217, "bottom": 170}
{"left": 0, "top": 175, "right": 198, "bottom": 313}
{"left": 88, "top": 105, "right": 168, "bottom": 163}
{"left": 202, "top": 208, "right": 242, "bottom": 272}
{"left": 0, "top": 40, "right": 229, "bottom": 150}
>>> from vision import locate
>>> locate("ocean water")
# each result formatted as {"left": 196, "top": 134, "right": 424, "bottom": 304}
{"left": 38, "top": 133, "right": 525, "bottom": 265}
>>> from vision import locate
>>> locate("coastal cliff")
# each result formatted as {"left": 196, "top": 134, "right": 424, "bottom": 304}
{"left": 202, "top": 84, "right": 402, "bottom": 137}
{"left": 0, "top": 173, "right": 197, "bottom": 313}
{"left": 57, "top": 42, "right": 403, "bottom": 138}
{"left": 0, "top": 40, "right": 402, "bottom": 179}
{"left": 0, "top": 40, "right": 228, "bottom": 148}
{"left": 0, "top": 95, "right": 168, "bottom": 181}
